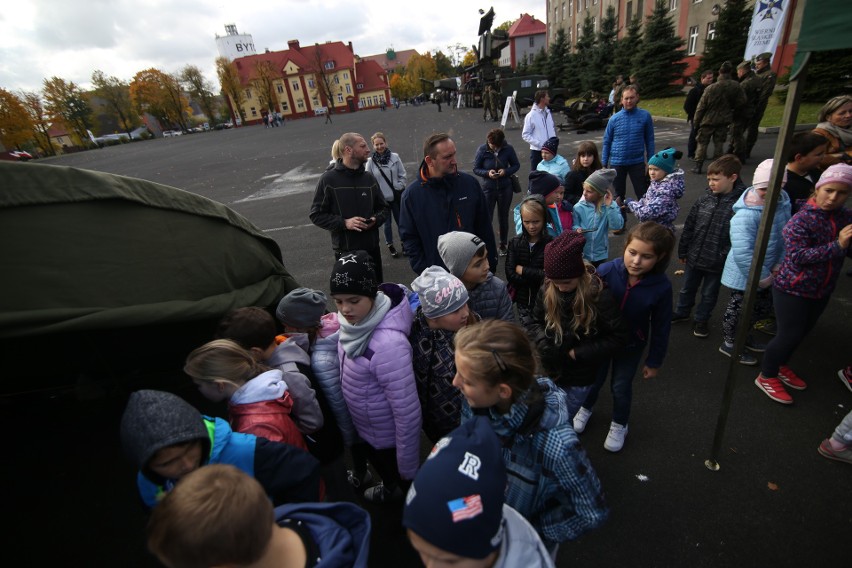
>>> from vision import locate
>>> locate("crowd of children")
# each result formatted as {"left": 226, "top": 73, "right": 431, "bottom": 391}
{"left": 123, "top": 136, "right": 852, "bottom": 566}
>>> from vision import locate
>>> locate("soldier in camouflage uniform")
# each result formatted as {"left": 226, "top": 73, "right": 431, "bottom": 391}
{"left": 730, "top": 61, "right": 763, "bottom": 163}
{"left": 482, "top": 85, "right": 493, "bottom": 121}
{"left": 692, "top": 62, "right": 747, "bottom": 174}
{"left": 489, "top": 86, "right": 500, "bottom": 121}
{"left": 746, "top": 52, "right": 778, "bottom": 158}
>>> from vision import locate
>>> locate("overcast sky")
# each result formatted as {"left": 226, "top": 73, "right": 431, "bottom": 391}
{"left": 0, "top": 0, "right": 544, "bottom": 93}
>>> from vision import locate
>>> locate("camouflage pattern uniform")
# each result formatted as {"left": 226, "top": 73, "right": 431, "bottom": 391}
{"left": 693, "top": 74, "right": 747, "bottom": 167}
{"left": 730, "top": 67, "right": 762, "bottom": 160}
{"left": 489, "top": 88, "right": 500, "bottom": 121}
{"left": 746, "top": 60, "right": 778, "bottom": 156}
{"left": 482, "top": 86, "right": 493, "bottom": 121}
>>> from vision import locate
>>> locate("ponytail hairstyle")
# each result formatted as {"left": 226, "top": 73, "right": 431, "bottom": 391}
{"left": 624, "top": 221, "right": 675, "bottom": 274}
{"left": 184, "top": 339, "right": 271, "bottom": 389}
{"left": 454, "top": 319, "right": 538, "bottom": 403}
{"left": 542, "top": 264, "right": 601, "bottom": 345}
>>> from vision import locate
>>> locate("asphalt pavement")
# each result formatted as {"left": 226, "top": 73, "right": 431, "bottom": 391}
{"left": 6, "top": 102, "right": 851, "bottom": 567}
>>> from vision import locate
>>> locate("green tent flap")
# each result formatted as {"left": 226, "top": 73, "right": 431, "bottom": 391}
{"left": 0, "top": 162, "right": 300, "bottom": 338}
{"left": 790, "top": 0, "right": 852, "bottom": 79}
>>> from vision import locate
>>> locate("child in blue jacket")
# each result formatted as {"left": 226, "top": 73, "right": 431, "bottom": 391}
{"left": 572, "top": 168, "right": 624, "bottom": 266}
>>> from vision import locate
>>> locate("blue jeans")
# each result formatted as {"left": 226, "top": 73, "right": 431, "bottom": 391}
{"left": 674, "top": 266, "right": 722, "bottom": 323}
{"left": 383, "top": 195, "right": 401, "bottom": 245}
{"left": 582, "top": 346, "right": 645, "bottom": 426}
{"left": 484, "top": 185, "right": 513, "bottom": 245}
{"left": 562, "top": 384, "right": 593, "bottom": 421}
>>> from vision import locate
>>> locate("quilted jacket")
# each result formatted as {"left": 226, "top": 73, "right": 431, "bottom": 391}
{"left": 678, "top": 180, "right": 745, "bottom": 272}
{"left": 506, "top": 232, "right": 553, "bottom": 309}
{"left": 468, "top": 272, "right": 515, "bottom": 322}
{"left": 626, "top": 169, "right": 685, "bottom": 231}
{"left": 601, "top": 106, "right": 655, "bottom": 167}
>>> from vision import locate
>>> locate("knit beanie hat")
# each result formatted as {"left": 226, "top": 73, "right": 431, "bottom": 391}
{"left": 276, "top": 288, "right": 328, "bottom": 328}
{"left": 648, "top": 148, "right": 683, "bottom": 175}
{"left": 528, "top": 170, "right": 561, "bottom": 197}
{"left": 719, "top": 61, "right": 733, "bottom": 75}
{"left": 412, "top": 266, "right": 469, "bottom": 319}
{"left": 438, "top": 232, "right": 486, "bottom": 279}
{"left": 584, "top": 168, "right": 617, "bottom": 195}
{"left": 403, "top": 416, "right": 507, "bottom": 560}
{"left": 329, "top": 251, "right": 378, "bottom": 297}
{"left": 544, "top": 230, "right": 587, "bottom": 280}
{"left": 816, "top": 163, "right": 852, "bottom": 190}
{"left": 542, "top": 136, "right": 560, "bottom": 155}
{"left": 752, "top": 159, "right": 788, "bottom": 189}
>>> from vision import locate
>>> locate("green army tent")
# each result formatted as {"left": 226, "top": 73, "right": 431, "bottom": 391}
{"left": 707, "top": 0, "right": 852, "bottom": 469}
{"left": 0, "top": 162, "right": 299, "bottom": 389}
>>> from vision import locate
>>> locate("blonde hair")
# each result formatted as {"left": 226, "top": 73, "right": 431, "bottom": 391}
{"left": 147, "top": 465, "right": 274, "bottom": 568}
{"left": 183, "top": 339, "right": 269, "bottom": 388}
{"left": 371, "top": 131, "right": 386, "bottom": 144}
{"left": 582, "top": 182, "right": 604, "bottom": 214}
{"left": 330, "top": 139, "right": 343, "bottom": 161}
{"left": 454, "top": 320, "right": 537, "bottom": 402}
{"left": 542, "top": 266, "right": 600, "bottom": 345}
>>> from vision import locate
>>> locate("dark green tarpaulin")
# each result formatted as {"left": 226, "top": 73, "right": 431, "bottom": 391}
{"left": 0, "top": 162, "right": 299, "bottom": 338}
{"left": 790, "top": 0, "right": 852, "bottom": 77}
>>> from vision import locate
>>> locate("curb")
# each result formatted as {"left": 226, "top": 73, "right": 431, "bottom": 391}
{"left": 652, "top": 114, "right": 817, "bottom": 134}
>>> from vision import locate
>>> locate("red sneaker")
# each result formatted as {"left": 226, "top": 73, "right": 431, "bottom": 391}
{"left": 778, "top": 366, "right": 807, "bottom": 390}
{"left": 838, "top": 367, "right": 852, "bottom": 394}
{"left": 755, "top": 375, "right": 793, "bottom": 404}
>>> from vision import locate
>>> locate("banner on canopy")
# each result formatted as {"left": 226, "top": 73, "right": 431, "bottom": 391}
{"left": 744, "top": 0, "right": 789, "bottom": 61}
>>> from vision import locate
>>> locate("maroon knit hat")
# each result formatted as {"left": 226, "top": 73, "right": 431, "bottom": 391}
{"left": 544, "top": 231, "right": 587, "bottom": 279}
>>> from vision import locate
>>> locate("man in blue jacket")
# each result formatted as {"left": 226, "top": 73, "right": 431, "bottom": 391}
{"left": 399, "top": 133, "right": 498, "bottom": 274}
{"left": 602, "top": 86, "right": 656, "bottom": 231}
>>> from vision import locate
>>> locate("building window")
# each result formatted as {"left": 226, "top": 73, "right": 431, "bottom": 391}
{"left": 669, "top": 0, "right": 677, "bottom": 10}
{"left": 343, "top": 72, "right": 349, "bottom": 79}
{"left": 577, "top": 23, "right": 581, "bottom": 38}
{"left": 250, "top": 107, "right": 257, "bottom": 117}
{"left": 245, "top": 89, "right": 252, "bottom": 99}
{"left": 312, "top": 97, "right": 319, "bottom": 106}
{"left": 627, "top": 1, "right": 633, "bottom": 22}
{"left": 593, "top": 0, "right": 597, "bottom": 4}
{"left": 356, "top": 83, "right": 364, "bottom": 90}
{"left": 577, "top": 0, "right": 581, "bottom": 13}
{"left": 567, "top": 29, "right": 572, "bottom": 44}
{"left": 276, "top": 83, "right": 284, "bottom": 94}
{"left": 688, "top": 25, "right": 699, "bottom": 55}
{"left": 707, "top": 21, "right": 717, "bottom": 41}
{"left": 334, "top": 75, "right": 340, "bottom": 85}
{"left": 568, "top": 0, "right": 572, "bottom": 14}
{"left": 529, "top": 36, "right": 535, "bottom": 47}
{"left": 337, "top": 93, "right": 344, "bottom": 103}
{"left": 592, "top": 17, "right": 597, "bottom": 32}
{"left": 324, "top": 61, "right": 335, "bottom": 70}
{"left": 380, "top": 95, "right": 385, "bottom": 103}
{"left": 292, "top": 81, "right": 300, "bottom": 91}
{"left": 297, "top": 99, "right": 305, "bottom": 109}
{"left": 345, "top": 84, "right": 352, "bottom": 94}
{"left": 281, "top": 101, "right": 288, "bottom": 111}
{"left": 308, "top": 79, "right": 316, "bottom": 89}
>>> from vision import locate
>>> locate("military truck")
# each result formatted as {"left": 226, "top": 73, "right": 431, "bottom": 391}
{"left": 497, "top": 75, "right": 570, "bottom": 109}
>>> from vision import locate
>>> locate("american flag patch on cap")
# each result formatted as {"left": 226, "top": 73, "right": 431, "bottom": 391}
{"left": 447, "top": 494, "right": 483, "bottom": 522}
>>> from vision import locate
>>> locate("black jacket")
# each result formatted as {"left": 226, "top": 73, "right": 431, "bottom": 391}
{"left": 529, "top": 280, "right": 628, "bottom": 387}
{"left": 309, "top": 160, "right": 389, "bottom": 252}
{"left": 683, "top": 82, "right": 706, "bottom": 123}
{"left": 505, "top": 232, "right": 553, "bottom": 308}
{"left": 678, "top": 179, "right": 746, "bottom": 272}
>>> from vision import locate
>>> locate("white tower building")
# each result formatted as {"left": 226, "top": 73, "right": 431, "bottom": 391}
{"left": 215, "top": 24, "right": 256, "bottom": 61}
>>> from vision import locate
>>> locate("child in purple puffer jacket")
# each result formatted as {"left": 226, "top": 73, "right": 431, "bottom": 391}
{"left": 626, "top": 147, "right": 685, "bottom": 232}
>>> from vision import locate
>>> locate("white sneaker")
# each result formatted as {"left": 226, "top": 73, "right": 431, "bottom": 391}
{"left": 604, "top": 422, "right": 628, "bottom": 452}
{"left": 573, "top": 407, "right": 593, "bottom": 433}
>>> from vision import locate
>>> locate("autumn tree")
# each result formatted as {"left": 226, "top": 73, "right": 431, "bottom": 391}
{"left": 461, "top": 49, "right": 478, "bottom": 69}
{"left": 20, "top": 90, "right": 56, "bottom": 156}
{"left": 42, "top": 77, "right": 93, "bottom": 146}
{"left": 216, "top": 56, "right": 246, "bottom": 123}
{"left": 433, "top": 50, "right": 454, "bottom": 78}
{"left": 91, "top": 70, "right": 136, "bottom": 136}
{"left": 181, "top": 65, "right": 219, "bottom": 124}
{"left": 310, "top": 44, "right": 341, "bottom": 111}
{"left": 129, "top": 68, "right": 190, "bottom": 131}
{"left": 250, "top": 59, "right": 279, "bottom": 113}
{"left": 404, "top": 52, "right": 439, "bottom": 96}
{"left": 0, "top": 88, "right": 34, "bottom": 150}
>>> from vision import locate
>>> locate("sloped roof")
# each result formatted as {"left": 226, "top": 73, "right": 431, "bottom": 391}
{"left": 361, "top": 49, "right": 418, "bottom": 70}
{"left": 355, "top": 59, "right": 389, "bottom": 91}
{"left": 508, "top": 13, "right": 546, "bottom": 38}
{"left": 233, "top": 41, "right": 355, "bottom": 84}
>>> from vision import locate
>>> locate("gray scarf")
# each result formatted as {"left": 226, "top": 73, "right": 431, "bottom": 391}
{"left": 817, "top": 121, "right": 852, "bottom": 148}
{"left": 338, "top": 292, "right": 392, "bottom": 358}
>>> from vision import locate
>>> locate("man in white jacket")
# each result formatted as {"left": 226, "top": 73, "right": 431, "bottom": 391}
{"left": 522, "top": 90, "right": 557, "bottom": 170}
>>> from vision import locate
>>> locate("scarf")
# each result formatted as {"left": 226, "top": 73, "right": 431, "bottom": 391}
{"left": 373, "top": 148, "right": 392, "bottom": 166}
{"left": 816, "top": 121, "right": 852, "bottom": 148}
{"left": 338, "top": 292, "right": 392, "bottom": 358}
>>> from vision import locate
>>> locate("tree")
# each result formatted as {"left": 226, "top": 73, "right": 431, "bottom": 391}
{"left": 404, "top": 52, "right": 439, "bottom": 95}
{"left": 129, "top": 68, "right": 190, "bottom": 131}
{"left": 699, "top": 0, "right": 753, "bottom": 76}
{"left": 461, "top": 49, "right": 478, "bottom": 68}
{"left": 91, "top": 70, "right": 136, "bottom": 136}
{"left": 575, "top": 14, "right": 598, "bottom": 93}
{"left": 216, "top": 56, "right": 246, "bottom": 123}
{"left": 20, "top": 90, "right": 56, "bottom": 156}
{"left": 590, "top": 6, "right": 619, "bottom": 94}
{"left": 528, "top": 47, "right": 548, "bottom": 75}
{"left": 776, "top": 48, "right": 852, "bottom": 103}
{"left": 309, "top": 44, "right": 342, "bottom": 111}
{"left": 632, "top": 1, "right": 687, "bottom": 98}
{"left": 181, "top": 65, "right": 219, "bottom": 125}
{"left": 495, "top": 20, "right": 513, "bottom": 32}
{"left": 433, "top": 50, "right": 455, "bottom": 78}
{"left": 0, "top": 89, "right": 34, "bottom": 150}
{"left": 42, "top": 77, "right": 93, "bottom": 146}
{"left": 612, "top": 16, "right": 643, "bottom": 80}
{"left": 250, "top": 59, "right": 279, "bottom": 113}
{"left": 546, "top": 28, "right": 570, "bottom": 86}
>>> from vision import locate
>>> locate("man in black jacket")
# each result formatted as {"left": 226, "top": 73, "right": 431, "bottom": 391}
{"left": 684, "top": 70, "right": 714, "bottom": 159}
{"left": 310, "top": 132, "right": 389, "bottom": 282}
